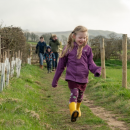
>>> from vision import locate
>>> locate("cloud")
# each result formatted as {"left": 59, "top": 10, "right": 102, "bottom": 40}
{"left": 0, "top": 0, "right": 130, "bottom": 36}
{"left": 121, "top": 0, "right": 130, "bottom": 10}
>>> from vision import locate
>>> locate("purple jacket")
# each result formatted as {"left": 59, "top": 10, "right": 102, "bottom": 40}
{"left": 52, "top": 42, "right": 101, "bottom": 87}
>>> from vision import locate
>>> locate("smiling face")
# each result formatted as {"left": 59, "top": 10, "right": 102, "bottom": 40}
{"left": 73, "top": 32, "right": 87, "bottom": 46}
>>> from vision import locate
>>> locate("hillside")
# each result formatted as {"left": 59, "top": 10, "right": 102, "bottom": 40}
{"left": 34, "top": 29, "right": 122, "bottom": 40}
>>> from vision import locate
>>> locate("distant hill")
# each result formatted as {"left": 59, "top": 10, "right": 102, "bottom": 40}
{"left": 33, "top": 29, "right": 122, "bottom": 40}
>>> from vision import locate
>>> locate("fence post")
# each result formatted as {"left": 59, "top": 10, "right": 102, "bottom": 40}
{"left": 100, "top": 38, "right": 106, "bottom": 79}
{"left": 2, "top": 50, "right": 4, "bottom": 63}
{"left": 15, "top": 52, "right": 17, "bottom": 59}
{"left": 30, "top": 44, "right": 32, "bottom": 57}
{"left": 11, "top": 58, "right": 13, "bottom": 77}
{"left": 5, "top": 51, "right": 7, "bottom": 71}
{"left": 6, "top": 58, "right": 10, "bottom": 86}
{"left": 7, "top": 49, "right": 10, "bottom": 60}
{"left": 13, "top": 51, "right": 14, "bottom": 57}
{"left": 0, "top": 63, "right": 5, "bottom": 92}
{"left": 0, "top": 35, "right": 1, "bottom": 71}
{"left": 11, "top": 57, "right": 15, "bottom": 77}
{"left": 0, "top": 35, "right": 1, "bottom": 63}
{"left": 30, "top": 45, "right": 32, "bottom": 65}
{"left": 5, "top": 51, "right": 7, "bottom": 63}
{"left": 122, "top": 34, "right": 127, "bottom": 88}
{"left": 18, "top": 50, "right": 20, "bottom": 59}
{"left": 21, "top": 52, "right": 22, "bottom": 61}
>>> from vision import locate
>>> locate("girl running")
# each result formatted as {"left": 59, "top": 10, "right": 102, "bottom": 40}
{"left": 52, "top": 26, "right": 101, "bottom": 122}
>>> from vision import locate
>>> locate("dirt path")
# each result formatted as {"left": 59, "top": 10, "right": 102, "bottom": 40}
{"left": 83, "top": 95, "right": 129, "bottom": 130}
{"left": 60, "top": 77, "right": 129, "bottom": 130}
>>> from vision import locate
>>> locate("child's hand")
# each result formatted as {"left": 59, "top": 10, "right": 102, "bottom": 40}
{"left": 95, "top": 73, "right": 100, "bottom": 77}
{"left": 54, "top": 59, "right": 56, "bottom": 61}
{"left": 52, "top": 83, "right": 57, "bottom": 88}
{"left": 43, "top": 60, "right": 46, "bottom": 62}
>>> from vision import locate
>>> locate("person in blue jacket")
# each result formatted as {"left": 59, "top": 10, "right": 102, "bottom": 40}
{"left": 44, "top": 46, "right": 55, "bottom": 73}
{"left": 36, "top": 36, "right": 47, "bottom": 69}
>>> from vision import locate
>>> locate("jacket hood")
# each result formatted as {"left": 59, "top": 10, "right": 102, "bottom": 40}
{"left": 46, "top": 46, "right": 52, "bottom": 52}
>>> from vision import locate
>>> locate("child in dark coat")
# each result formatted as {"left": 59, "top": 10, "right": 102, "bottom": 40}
{"left": 44, "top": 46, "right": 55, "bottom": 73}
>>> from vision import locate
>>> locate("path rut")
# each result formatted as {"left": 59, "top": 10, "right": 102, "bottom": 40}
{"left": 83, "top": 95, "right": 129, "bottom": 130}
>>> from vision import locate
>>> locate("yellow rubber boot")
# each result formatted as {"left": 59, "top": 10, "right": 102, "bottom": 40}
{"left": 69, "top": 102, "right": 79, "bottom": 122}
{"left": 77, "top": 102, "right": 81, "bottom": 117}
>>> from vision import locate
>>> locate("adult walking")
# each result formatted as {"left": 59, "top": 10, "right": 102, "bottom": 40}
{"left": 36, "top": 36, "right": 47, "bottom": 69}
{"left": 49, "top": 34, "right": 60, "bottom": 71}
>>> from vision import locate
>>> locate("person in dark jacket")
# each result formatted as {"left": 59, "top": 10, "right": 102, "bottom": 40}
{"left": 44, "top": 46, "right": 55, "bottom": 73}
{"left": 49, "top": 34, "right": 60, "bottom": 71}
{"left": 36, "top": 36, "right": 47, "bottom": 69}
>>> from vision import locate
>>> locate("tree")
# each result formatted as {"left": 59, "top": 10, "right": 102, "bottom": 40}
{"left": 89, "top": 35, "right": 105, "bottom": 60}
{"left": 61, "top": 35, "right": 67, "bottom": 45}
{"left": 24, "top": 31, "right": 30, "bottom": 41}
{"left": 108, "top": 33, "right": 117, "bottom": 39}
{"left": 30, "top": 32, "right": 35, "bottom": 41}
{"left": 90, "top": 34, "right": 123, "bottom": 60}
{"left": 41, "top": 33, "right": 52, "bottom": 45}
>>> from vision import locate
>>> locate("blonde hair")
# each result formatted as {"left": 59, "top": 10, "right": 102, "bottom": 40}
{"left": 52, "top": 34, "right": 57, "bottom": 38}
{"left": 60, "top": 25, "right": 88, "bottom": 59}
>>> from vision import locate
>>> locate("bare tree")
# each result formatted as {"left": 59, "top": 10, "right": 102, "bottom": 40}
{"left": 24, "top": 30, "right": 31, "bottom": 41}
{"left": 61, "top": 35, "right": 67, "bottom": 45}
{"left": 42, "top": 33, "right": 52, "bottom": 45}
{"left": 90, "top": 34, "right": 123, "bottom": 60}
{"left": 30, "top": 32, "right": 35, "bottom": 41}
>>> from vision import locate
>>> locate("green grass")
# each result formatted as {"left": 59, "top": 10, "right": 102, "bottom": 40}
{"left": 0, "top": 64, "right": 110, "bottom": 130}
{"left": 94, "top": 59, "right": 130, "bottom": 85}
{"left": 84, "top": 59, "right": 130, "bottom": 127}
{"left": 27, "top": 41, "right": 38, "bottom": 45}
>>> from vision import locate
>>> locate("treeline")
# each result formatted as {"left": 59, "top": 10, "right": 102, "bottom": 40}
{"left": 24, "top": 32, "right": 53, "bottom": 44}
{"left": 41, "top": 33, "right": 68, "bottom": 45}
{"left": 41, "top": 33, "right": 52, "bottom": 45}
{"left": 24, "top": 31, "right": 68, "bottom": 45}
{"left": 24, "top": 31, "right": 39, "bottom": 42}
{"left": 89, "top": 33, "right": 130, "bottom": 60}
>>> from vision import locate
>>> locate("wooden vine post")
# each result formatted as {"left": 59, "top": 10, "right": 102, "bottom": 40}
{"left": 0, "top": 35, "right": 1, "bottom": 63}
{"left": 21, "top": 52, "right": 22, "bottom": 61}
{"left": 18, "top": 50, "right": 20, "bottom": 59}
{"left": 100, "top": 38, "right": 106, "bottom": 79}
{"left": 0, "top": 35, "right": 1, "bottom": 72}
{"left": 30, "top": 44, "right": 32, "bottom": 65}
{"left": 30, "top": 44, "right": 32, "bottom": 58}
{"left": 15, "top": 52, "right": 17, "bottom": 59}
{"left": 7, "top": 49, "right": 10, "bottom": 61}
{"left": 122, "top": 34, "right": 127, "bottom": 88}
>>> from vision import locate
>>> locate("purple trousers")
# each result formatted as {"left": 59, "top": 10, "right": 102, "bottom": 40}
{"left": 67, "top": 80, "right": 87, "bottom": 103}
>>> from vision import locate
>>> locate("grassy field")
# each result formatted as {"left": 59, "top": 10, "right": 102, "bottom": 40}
{"left": 95, "top": 59, "right": 130, "bottom": 85}
{"left": 0, "top": 64, "right": 110, "bottom": 130}
{"left": 85, "top": 60, "right": 130, "bottom": 127}
{"left": 27, "top": 41, "right": 38, "bottom": 45}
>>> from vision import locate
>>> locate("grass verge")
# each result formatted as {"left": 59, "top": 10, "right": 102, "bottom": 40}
{"left": 0, "top": 64, "right": 110, "bottom": 130}
{"left": 85, "top": 60, "right": 130, "bottom": 128}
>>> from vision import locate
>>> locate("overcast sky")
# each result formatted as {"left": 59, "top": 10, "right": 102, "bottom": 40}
{"left": 0, "top": 0, "right": 130, "bottom": 36}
